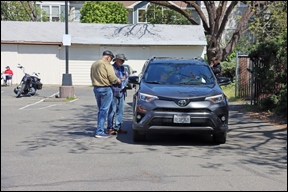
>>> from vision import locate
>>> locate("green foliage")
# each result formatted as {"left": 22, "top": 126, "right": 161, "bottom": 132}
{"left": 221, "top": 82, "right": 242, "bottom": 102}
{"left": 66, "top": 96, "right": 78, "bottom": 101}
{"left": 1, "top": 1, "right": 43, "bottom": 21}
{"left": 276, "top": 84, "right": 287, "bottom": 116}
{"left": 80, "top": 1, "right": 129, "bottom": 24}
{"left": 226, "top": 51, "right": 236, "bottom": 62}
{"left": 248, "top": 1, "right": 287, "bottom": 42}
{"left": 249, "top": 32, "right": 287, "bottom": 116}
{"left": 259, "top": 94, "right": 278, "bottom": 111}
{"left": 221, "top": 59, "right": 236, "bottom": 82}
{"left": 221, "top": 32, "right": 252, "bottom": 61}
{"left": 143, "top": 4, "right": 192, "bottom": 25}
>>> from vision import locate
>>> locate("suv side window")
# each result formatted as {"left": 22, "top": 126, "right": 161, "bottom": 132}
{"left": 139, "top": 60, "right": 149, "bottom": 82}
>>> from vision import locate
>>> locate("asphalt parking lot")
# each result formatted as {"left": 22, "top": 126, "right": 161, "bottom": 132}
{"left": 1, "top": 85, "right": 287, "bottom": 191}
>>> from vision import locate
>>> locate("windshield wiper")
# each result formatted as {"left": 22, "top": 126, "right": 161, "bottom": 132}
{"left": 145, "top": 81, "right": 160, "bottom": 84}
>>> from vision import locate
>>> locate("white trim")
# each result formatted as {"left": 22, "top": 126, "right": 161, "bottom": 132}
{"left": 137, "top": 8, "right": 147, "bottom": 23}
{"left": 126, "top": 1, "right": 142, "bottom": 9}
{"left": 168, "top": 1, "right": 181, "bottom": 8}
{"left": 36, "top": 1, "right": 65, "bottom": 6}
{"left": 168, "top": 1, "right": 195, "bottom": 10}
{"left": 200, "top": 2, "right": 248, "bottom": 9}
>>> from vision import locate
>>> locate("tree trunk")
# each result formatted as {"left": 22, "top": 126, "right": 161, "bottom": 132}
{"left": 147, "top": 1, "right": 270, "bottom": 63}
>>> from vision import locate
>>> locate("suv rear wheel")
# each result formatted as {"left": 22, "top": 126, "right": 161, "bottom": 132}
{"left": 133, "top": 130, "right": 146, "bottom": 142}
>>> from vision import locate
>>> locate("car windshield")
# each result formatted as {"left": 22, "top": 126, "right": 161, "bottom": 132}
{"left": 143, "top": 63, "right": 215, "bottom": 85}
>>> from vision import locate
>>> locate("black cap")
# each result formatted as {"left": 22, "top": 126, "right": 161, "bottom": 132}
{"left": 103, "top": 50, "right": 114, "bottom": 58}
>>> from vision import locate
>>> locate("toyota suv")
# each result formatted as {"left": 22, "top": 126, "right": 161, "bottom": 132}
{"left": 128, "top": 57, "right": 231, "bottom": 144}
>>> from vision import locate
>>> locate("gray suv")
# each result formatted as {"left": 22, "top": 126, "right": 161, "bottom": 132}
{"left": 128, "top": 57, "right": 231, "bottom": 144}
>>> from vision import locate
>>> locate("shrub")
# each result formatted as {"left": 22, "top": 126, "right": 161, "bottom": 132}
{"left": 221, "top": 59, "right": 236, "bottom": 82}
{"left": 276, "top": 84, "right": 287, "bottom": 116}
{"left": 260, "top": 94, "right": 278, "bottom": 111}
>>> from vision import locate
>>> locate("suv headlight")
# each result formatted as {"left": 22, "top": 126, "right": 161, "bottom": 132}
{"left": 205, "top": 94, "right": 224, "bottom": 103}
{"left": 139, "top": 92, "right": 158, "bottom": 103}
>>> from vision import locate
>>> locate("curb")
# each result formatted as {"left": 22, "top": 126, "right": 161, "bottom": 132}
{"left": 44, "top": 98, "right": 66, "bottom": 102}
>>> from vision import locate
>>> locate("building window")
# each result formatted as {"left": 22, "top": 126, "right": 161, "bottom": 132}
{"left": 74, "top": 9, "right": 81, "bottom": 21}
{"left": 37, "top": 2, "right": 66, "bottom": 22}
{"left": 42, "top": 6, "right": 50, "bottom": 22}
{"left": 138, "top": 9, "right": 146, "bottom": 23}
{"left": 52, "top": 6, "right": 59, "bottom": 22}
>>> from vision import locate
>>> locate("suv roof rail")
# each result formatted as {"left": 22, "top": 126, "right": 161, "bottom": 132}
{"left": 150, "top": 56, "right": 205, "bottom": 61}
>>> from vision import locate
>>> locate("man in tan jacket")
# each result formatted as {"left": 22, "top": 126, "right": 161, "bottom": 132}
{"left": 91, "top": 50, "right": 124, "bottom": 138}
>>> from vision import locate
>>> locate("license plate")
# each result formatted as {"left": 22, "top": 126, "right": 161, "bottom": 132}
{"left": 173, "top": 115, "right": 191, "bottom": 124}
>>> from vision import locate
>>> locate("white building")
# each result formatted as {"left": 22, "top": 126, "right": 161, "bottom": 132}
{"left": 1, "top": 21, "right": 207, "bottom": 85}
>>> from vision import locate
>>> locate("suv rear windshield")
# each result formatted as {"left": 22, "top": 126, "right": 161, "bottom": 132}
{"left": 143, "top": 63, "right": 215, "bottom": 85}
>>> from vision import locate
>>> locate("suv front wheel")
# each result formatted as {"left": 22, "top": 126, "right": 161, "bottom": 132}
{"left": 213, "top": 131, "right": 227, "bottom": 144}
{"left": 133, "top": 130, "right": 146, "bottom": 142}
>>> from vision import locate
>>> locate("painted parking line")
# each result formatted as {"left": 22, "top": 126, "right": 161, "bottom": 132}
{"left": 69, "top": 98, "right": 79, "bottom": 103}
{"left": 19, "top": 92, "right": 59, "bottom": 110}
{"left": 38, "top": 104, "right": 57, "bottom": 110}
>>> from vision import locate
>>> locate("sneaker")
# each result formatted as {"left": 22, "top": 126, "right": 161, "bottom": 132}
{"left": 107, "top": 129, "right": 117, "bottom": 135}
{"left": 116, "top": 128, "right": 127, "bottom": 134}
{"left": 95, "top": 133, "right": 111, "bottom": 138}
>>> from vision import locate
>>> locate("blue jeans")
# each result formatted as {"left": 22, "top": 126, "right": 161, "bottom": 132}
{"left": 107, "top": 94, "right": 125, "bottom": 131}
{"left": 3, "top": 75, "right": 12, "bottom": 85}
{"left": 93, "top": 87, "right": 113, "bottom": 135}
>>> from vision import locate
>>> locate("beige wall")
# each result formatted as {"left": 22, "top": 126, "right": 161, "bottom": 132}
{"left": 2, "top": 43, "right": 206, "bottom": 85}
{"left": 1, "top": 44, "right": 60, "bottom": 85}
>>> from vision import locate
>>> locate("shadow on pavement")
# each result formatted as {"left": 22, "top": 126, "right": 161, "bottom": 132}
{"left": 18, "top": 100, "right": 287, "bottom": 173}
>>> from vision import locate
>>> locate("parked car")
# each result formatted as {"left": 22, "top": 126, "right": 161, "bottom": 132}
{"left": 128, "top": 57, "right": 231, "bottom": 144}
{"left": 123, "top": 64, "right": 137, "bottom": 89}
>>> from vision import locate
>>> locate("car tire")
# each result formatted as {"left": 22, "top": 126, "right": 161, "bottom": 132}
{"left": 213, "top": 131, "right": 227, "bottom": 144}
{"left": 133, "top": 129, "right": 146, "bottom": 142}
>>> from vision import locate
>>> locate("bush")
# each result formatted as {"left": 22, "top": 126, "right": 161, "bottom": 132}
{"left": 260, "top": 94, "right": 278, "bottom": 111}
{"left": 221, "top": 59, "right": 236, "bottom": 82}
{"left": 80, "top": 1, "right": 129, "bottom": 24}
{"left": 276, "top": 84, "right": 287, "bottom": 116}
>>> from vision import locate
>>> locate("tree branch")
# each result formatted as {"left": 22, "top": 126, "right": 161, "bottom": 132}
{"left": 148, "top": 1, "right": 199, "bottom": 25}
{"left": 20, "top": 1, "right": 34, "bottom": 21}
{"left": 204, "top": 1, "right": 216, "bottom": 36}
{"left": 215, "top": 1, "right": 227, "bottom": 32}
{"left": 223, "top": 5, "right": 255, "bottom": 59}
{"left": 184, "top": 1, "right": 209, "bottom": 33}
{"left": 27, "top": 1, "right": 37, "bottom": 21}
{"left": 216, "top": 1, "right": 238, "bottom": 41}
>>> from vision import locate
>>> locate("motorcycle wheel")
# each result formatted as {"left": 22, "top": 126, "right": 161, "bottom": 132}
{"left": 16, "top": 81, "right": 25, "bottom": 98}
{"left": 30, "top": 88, "right": 36, "bottom": 96}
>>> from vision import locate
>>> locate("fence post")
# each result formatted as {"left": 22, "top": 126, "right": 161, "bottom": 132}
{"left": 250, "top": 60, "right": 254, "bottom": 105}
{"left": 235, "top": 51, "right": 239, "bottom": 98}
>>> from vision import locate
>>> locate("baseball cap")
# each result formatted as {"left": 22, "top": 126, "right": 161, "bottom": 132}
{"left": 102, "top": 50, "right": 114, "bottom": 59}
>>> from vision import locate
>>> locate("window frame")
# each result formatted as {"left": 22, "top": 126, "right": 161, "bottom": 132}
{"left": 37, "top": 2, "right": 67, "bottom": 22}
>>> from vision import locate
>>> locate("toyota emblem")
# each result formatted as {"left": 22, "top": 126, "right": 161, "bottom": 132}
{"left": 178, "top": 100, "right": 187, "bottom": 107}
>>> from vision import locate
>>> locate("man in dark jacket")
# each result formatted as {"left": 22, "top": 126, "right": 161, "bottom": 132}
{"left": 210, "top": 57, "right": 222, "bottom": 80}
{"left": 107, "top": 54, "right": 129, "bottom": 135}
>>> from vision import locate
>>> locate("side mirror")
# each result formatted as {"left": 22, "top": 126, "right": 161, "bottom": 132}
{"left": 218, "top": 77, "right": 231, "bottom": 86}
{"left": 129, "top": 76, "right": 139, "bottom": 84}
